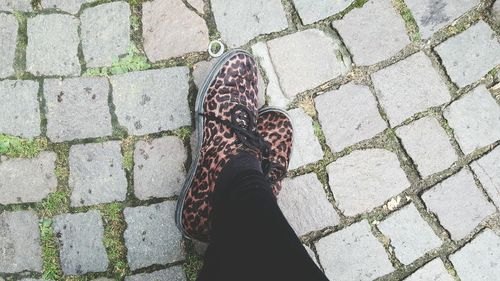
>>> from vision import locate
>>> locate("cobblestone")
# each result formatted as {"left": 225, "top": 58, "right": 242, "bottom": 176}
{"left": 42, "top": 0, "right": 92, "bottom": 14}
{"left": 187, "top": 0, "right": 204, "bottom": 13}
{"left": 0, "top": 14, "right": 17, "bottom": 78}
{"left": 403, "top": 259, "right": 454, "bottom": 281}
{"left": 0, "top": 0, "right": 31, "bottom": 12}
{"left": 125, "top": 266, "right": 186, "bottom": 281}
{"left": 287, "top": 108, "right": 324, "bottom": 170}
{"left": 471, "top": 146, "right": 500, "bottom": 208}
{"left": 293, "top": 0, "right": 353, "bottom": 25}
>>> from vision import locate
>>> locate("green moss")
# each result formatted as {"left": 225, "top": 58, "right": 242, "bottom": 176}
{"left": 40, "top": 219, "right": 63, "bottom": 280}
{"left": 121, "top": 136, "right": 136, "bottom": 172}
{"left": 0, "top": 135, "right": 47, "bottom": 158}
{"left": 131, "top": 14, "right": 141, "bottom": 30}
{"left": 351, "top": 0, "right": 369, "bottom": 8}
{"left": 100, "top": 203, "right": 129, "bottom": 278}
{"left": 173, "top": 126, "right": 193, "bottom": 142}
{"left": 85, "top": 45, "right": 151, "bottom": 76}
{"left": 393, "top": 0, "right": 421, "bottom": 42}
{"left": 183, "top": 250, "right": 204, "bottom": 281}
{"left": 38, "top": 191, "right": 70, "bottom": 218}
{"left": 312, "top": 120, "right": 327, "bottom": 145}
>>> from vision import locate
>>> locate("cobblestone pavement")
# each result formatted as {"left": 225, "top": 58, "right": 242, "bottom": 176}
{"left": 1, "top": 0, "right": 500, "bottom": 280}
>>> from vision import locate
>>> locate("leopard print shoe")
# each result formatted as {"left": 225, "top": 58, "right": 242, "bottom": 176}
{"left": 257, "top": 107, "right": 294, "bottom": 197}
{"left": 176, "top": 50, "right": 266, "bottom": 242}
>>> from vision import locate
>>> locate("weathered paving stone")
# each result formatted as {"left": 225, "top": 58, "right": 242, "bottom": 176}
{"left": 142, "top": 0, "right": 208, "bottom": 62}
{"left": 0, "top": 14, "right": 17, "bottom": 78}
{"left": 403, "top": 258, "right": 454, "bottom": 281}
{"left": 435, "top": 21, "right": 500, "bottom": 87}
{"left": 315, "top": 83, "right": 387, "bottom": 152}
{"left": 0, "top": 80, "right": 40, "bottom": 138}
{"left": 443, "top": 85, "right": 500, "bottom": 154}
{"left": 44, "top": 77, "right": 112, "bottom": 142}
{"left": 396, "top": 116, "right": 457, "bottom": 177}
{"left": 186, "top": 0, "right": 203, "bottom": 13}
{"left": 278, "top": 173, "right": 340, "bottom": 236}
{"left": 134, "top": 136, "right": 187, "bottom": 200}
{"left": 332, "top": 0, "right": 410, "bottom": 65}
{"left": 124, "top": 201, "right": 184, "bottom": 270}
{"left": 494, "top": 1, "right": 500, "bottom": 22}
{"left": 0, "top": 0, "right": 31, "bottom": 11}
{"left": 422, "top": 169, "right": 496, "bottom": 240}
{"left": 0, "top": 152, "right": 57, "bottom": 205}
{"left": 267, "top": 29, "right": 350, "bottom": 99}
{"left": 371, "top": 52, "right": 450, "bottom": 126}
{"left": 53, "top": 210, "right": 109, "bottom": 275}
{"left": 42, "top": 0, "right": 93, "bottom": 14}
{"left": 81, "top": 2, "right": 131, "bottom": 68}
{"left": 327, "top": 149, "right": 410, "bottom": 216}
{"left": 378, "top": 204, "right": 442, "bottom": 265}
{"left": 293, "top": 0, "right": 353, "bottom": 25}
{"left": 26, "top": 14, "right": 80, "bottom": 76}
{"left": 125, "top": 266, "right": 186, "bottom": 281}
{"left": 211, "top": 0, "right": 287, "bottom": 47}
{"left": 471, "top": 146, "right": 500, "bottom": 208}
{"left": 69, "top": 141, "right": 127, "bottom": 207}
{"left": 0, "top": 211, "right": 42, "bottom": 273}
{"left": 287, "top": 108, "right": 324, "bottom": 170}
{"left": 110, "top": 68, "right": 191, "bottom": 135}
{"left": 316, "top": 220, "right": 394, "bottom": 281}
{"left": 450, "top": 229, "right": 500, "bottom": 281}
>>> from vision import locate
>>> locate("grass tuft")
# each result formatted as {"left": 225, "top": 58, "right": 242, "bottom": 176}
{"left": 38, "top": 191, "right": 70, "bottom": 217}
{"left": 39, "top": 219, "right": 63, "bottom": 280}
{"left": 0, "top": 135, "right": 47, "bottom": 158}
{"left": 100, "top": 203, "right": 129, "bottom": 278}
{"left": 393, "top": 0, "right": 421, "bottom": 42}
{"left": 85, "top": 45, "right": 151, "bottom": 76}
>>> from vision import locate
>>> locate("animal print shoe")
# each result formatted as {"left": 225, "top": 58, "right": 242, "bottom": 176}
{"left": 257, "top": 107, "right": 294, "bottom": 197}
{"left": 176, "top": 49, "right": 266, "bottom": 242}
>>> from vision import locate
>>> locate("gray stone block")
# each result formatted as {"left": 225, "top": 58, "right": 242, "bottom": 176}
{"left": 287, "top": 108, "right": 324, "bottom": 170}
{"left": 403, "top": 258, "right": 454, "bottom": 281}
{"left": 471, "top": 146, "right": 500, "bottom": 208}
{"left": 0, "top": 211, "right": 42, "bottom": 273}
{"left": 42, "top": 0, "right": 93, "bottom": 14}
{"left": 0, "top": 152, "right": 57, "bottom": 205}
{"left": 125, "top": 266, "right": 186, "bottom": 281}
{"left": 0, "top": 0, "right": 31, "bottom": 11}
{"left": 372, "top": 52, "right": 450, "bottom": 126}
{"left": 26, "top": 14, "right": 80, "bottom": 76}
{"left": 327, "top": 149, "right": 410, "bottom": 216}
{"left": 316, "top": 220, "right": 394, "bottom": 281}
{"left": 0, "top": 80, "right": 40, "bottom": 138}
{"left": 44, "top": 77, "right": 112, "bottom": 142}
{"left": 110, "top": 68, "right": 191, "bottom": 135}
{"left": 293, "top": 0, "right": 353, "bottom": 24}
{"left": 0, "top": 14, "right": 17, "bottom": 78}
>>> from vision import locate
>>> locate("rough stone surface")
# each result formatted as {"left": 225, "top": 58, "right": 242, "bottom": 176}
{"left": 278, "top": 173, "right": 340, "bottom": 236}
{"left": 0, "top": 211, "right": 42, "bottom": 273}
{"left": 26, "top": 14, "right": 80, "bottom": 76}
{"left": 110, "top": 68, "right": 191, "bottom": 135}
{"left": 0, "top": 80, "right": 40, "bottom": 138}
{"left": 142, "top": 0, "right": 208, "bottom": 62}
{"left": 332, "top": 0, "right": 410, "bottom": 65}
{"left": 53, "top": 210, "right": 108, "bottom": 275}
{"left": 435, "top": 21, "right": 500, "bottom": 87}
{"left": 211, "top": 0, "right": 288, "bottom": 47}
{"left": 69, "top": 141, "right": 127, "bottom": 207}
{"left": 134, "top": 136, "right": 187, "bottom": 200}
{"left": 494, "top": 1, "right": 500, "bottom": 22}
{"left": 267, "top": 29, "right": 350, "bottom": 98}
{"left": 316, "top": 220, "right": 394, "bottom": 281}
{"left": 471, "top": 146, "right": 500, "bottom": 208}
{"left": 396, "top": 116, "right": 457, "bottom": 177}
{"left": 124, "top": 202, "right": 184, "bottom": 270}
{"left": 0, "top": 152, "right": 57, "bottom": 205}
{"left": 443, "top": 85, "right": 500, "bottom": 154}
{"left": 44, "top": 77, "right": 112, "bottom": 142}
{"left": 186, "top": 0, "right": 203, "bottom": 13}
{"left": 42, "top": 0, "right": 93, "bottom": 14}
{"left": 422, "top": 169, "right": 496, "bottom": 240}
{"left": 450, "top": 229, "right": 500, "bottom": 281}
{"left": 315, "top": 83, "right": 387, "bottom": 152}
{"left": 0, "top": 14, "right": 17, "bottom": 78}
{"left": 0, "top": 0, "right": 32, "bottom": 11}
{"left": 372, "top": 52, "right": 450, "bottom": 126}
{"left": 81, "top": 2, "right": 131, "bottom": 67}
{"left": 378, "top": 204, "right": 442, "bottom": 264}
{"left": 287, "top": 108, "right": 324, "bottom": 170}
{"left": 293, "top": 0, "right": 353, "bottom": 25}
{"left": 403, "top": 259, "right": 454, "bottom": 281}
{"left": 125, "top": 266, "right": 187, "bottom": 281}
{"left": 327, "top": 149, "right": 410, "bottom": 216}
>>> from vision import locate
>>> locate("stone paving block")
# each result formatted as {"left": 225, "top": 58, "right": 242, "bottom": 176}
{"left": 332, "top": 0, "right": 410, "bottom": 65}
{"left": 0, "top": 211, "right": 42, "bottom": 273}
{"left": 0, "top": 14, "right": 17, "bottom": 78}
{"left": 44, "top": 77, "right": 112, "bottom": 142}
{"left": 267, "top": 29, "right": 350, "bottom": 99}
{"left": 0, "top": 80, "right": 40, "bottom": 138}
{"left": 42, "top": 0, "right": 92, "bottom": 14}
{"left": 494, "top": 1, "right": 500, "bottom": 22}
{"left": 422, "top": 169, "right": 496, "bottom": 240}
{"left": 211, "top": 0, "right": 288, "bottom": 47}
{"left": 471, "top": 146, "right": 500, "bottom": 208}
{"left": 53, "top": 210, "right": 109, "bottom": 275}
{"left": 142, "top": 0, "right": 208, "bottom": 62}
{"left": 81, "top": 2, "right": 131, "bottom": 68}
{"left": 396, "top": 116, "right": 457, "bottom": 177}
{"left": 0, "top": 0, "right": 31, "bottom": 11}
{"left": 278, "top": 173, "right": 340, "bottom": 236}
{"left": 435, "top": 21, "right": 500, "bottom": 87}
{"left": 315, "top": 83, "right": 387, "bottom": 152}
{"left": 403, "top": 258, "right": 454, "bottom": 281}
{"left": 125, "top": 266, "right": 186, "bottom": 281}
{"left": 443, "top": 85, "right": 500, "bottom": 154}
{"left": 26, "top": 14, "right": 80, "bottom": 76}
{"left": 110, "top": 68, "right": 191, "bottom": 135}
{"left": 316, "top": 220, "right": 394, "bottom": 281}
{"left": 186, "top": 0, "right": 203, "bottom": 13}
{"left": 69, "top": 141, "right": 127, "bottom": 207}
{"left": 378, "top": 204, "right": 442, "bottom": 264}
{"left": 293, "top": 0, "right": 353, "bottom": 25}
{"left": 0, "top": 152, "right": 57, "bottom": 205}
{"left": 372, "top": 52, "right": 450, "bottom": 126}
{"left": 450, "top": 229, "right": 500, "bottom": 281}
{"left": 124, "top": 201, "right": 184, "bottom": 270}
{"left": 327, "top": 149, "right": 410, "bottom": 216}
{"left": 287, "top": 108, "right": 324, "bottom": 170}
{"left": 134, "top": 136, "right": 187, "bottom": 200}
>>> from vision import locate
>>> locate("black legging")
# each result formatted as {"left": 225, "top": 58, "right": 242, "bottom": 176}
{"left": 197, "top": 153, "right": 330, "bottom": 281}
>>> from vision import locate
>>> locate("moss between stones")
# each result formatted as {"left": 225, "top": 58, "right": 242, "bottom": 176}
{"left": 39, "top": 219, "right": 64, "bottom": 280}
{"left": 393, "top": 0, "right": 422, "bottom": 42}
{"left": 182, "top": 240, "right": 204, "bottom": 281}
{"left": 85, "top": 45, "right": 151, "bottom": 76}
{"left": 0, "top": 135, "right": 47, "bottom": 158}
